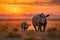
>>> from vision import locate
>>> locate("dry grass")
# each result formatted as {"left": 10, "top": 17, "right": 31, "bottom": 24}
{"left": 7, "top": 32, "right": 22, "bottom": 38}
{"left": 0, "top": 30, "right": 60, "bottom": 40}
{"left": 46, "top": 27, "right": 60, "bottom": 40}
{"left": 47, "top": 27, "right": 57, "bottom": 32}
{"left": 0, "top": 24, "right": 8, "bottom": 32}
{"left": 0, "top": 20, "right": 60, "bottom": 40}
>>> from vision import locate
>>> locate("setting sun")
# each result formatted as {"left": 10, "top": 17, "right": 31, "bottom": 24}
{"left": 8, "top": 5, "right": 21, "bottom": 14}
{"left": 0, "top": 4, "right": 27, "bottom": 15}
{"left": 0, "top": 0, "right": 60, "bottom": 16}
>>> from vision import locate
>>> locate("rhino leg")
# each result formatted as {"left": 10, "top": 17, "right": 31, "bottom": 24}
{"left": 33, "top": 25, "right": 37, "bottom": 31}
{"left": 24, "top": 27, "right": 27, "bottom": 31}
{"left": 38, "top": 27, "right": 40, "bottom": 31}
{"left": 38, "top": 25, "right": 42, "bottom": 31}
{"left": 24, "top": 28, "right": 27, "bottom": 31}
{"left": 43, "top": 24, "right": 46, "bottom": 31}
{"left": 38, "top": 27, "right": 42, "bottom": 31}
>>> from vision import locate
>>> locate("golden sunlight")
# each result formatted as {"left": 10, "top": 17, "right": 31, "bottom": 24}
{"left": 0, "top": 4, "right": 26, "bottom": 15}
{"left": 0, "top": 0, "right": 52, "bottom": 4}
{"left": 38, "top": 0, "right": 52, "bottom": 2}
{"left": 0, "top": 0, "right": 60, "bottom": 15}
{"left": 8, "top": 6, "right": 20, "bottom": 14}
{"left": 17, "top": 0, "right": 52, "bottom": 3}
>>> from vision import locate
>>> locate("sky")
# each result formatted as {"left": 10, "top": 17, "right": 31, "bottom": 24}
{"left": 0, "top": 0, "right": 60, "bottom": 19}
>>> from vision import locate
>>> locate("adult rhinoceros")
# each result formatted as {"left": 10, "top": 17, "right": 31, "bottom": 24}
{"left": 32, "top": 13, "right": 50, "bottom": 31}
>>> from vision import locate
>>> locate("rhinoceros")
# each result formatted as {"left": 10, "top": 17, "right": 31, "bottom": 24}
{"left": 32, "top": 13, "right": 50, "bottom": 31}
{"left": 20, "top": 21, "right": 31, "bottom": 31}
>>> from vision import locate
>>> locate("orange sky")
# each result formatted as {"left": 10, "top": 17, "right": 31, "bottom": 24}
{"left": 0, "top": 0, "right": 60, "bottom": 18}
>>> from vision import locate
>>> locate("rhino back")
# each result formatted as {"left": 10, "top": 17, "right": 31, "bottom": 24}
{"left": 32, "top": 15, "right": 41, "bottom": 26}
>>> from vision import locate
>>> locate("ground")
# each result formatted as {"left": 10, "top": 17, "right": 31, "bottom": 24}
{"left": 0, "top": 30, "right": 60, "bottom": 40}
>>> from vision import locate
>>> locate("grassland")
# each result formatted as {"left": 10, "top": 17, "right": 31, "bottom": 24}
{"left": 0, "top": 19, "right": 60, "bottom": 40}
{"left": 0, "top": 30, "right": 60, "bottom": 40}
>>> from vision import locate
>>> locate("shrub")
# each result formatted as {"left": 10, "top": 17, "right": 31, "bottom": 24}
{"left": 7, "top": 32, "right": 22, "bottom": 38}
{"left": 47, "top": 32, "right": 57, "bottom": 38}
{"left": 24, "top": 37, "right": 38, "bottom": 40}
{"left": 1, "top": 25, "right": 8, "bottom": 32}
{"left": 13, "top": 28, "right": 18, "bottom": 32}
{"left": 47, "top": 27, "right": 57, "bottom": 32}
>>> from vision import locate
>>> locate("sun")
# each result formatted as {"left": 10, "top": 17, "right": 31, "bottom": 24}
{"left": 7, "top": 5, "right": 25, "bottom": 15}
{"left": 10, "top": 6, "right": 20, "bottom": 14}
{"left": 0, "top": 4, "right": 26, "bottom": 15}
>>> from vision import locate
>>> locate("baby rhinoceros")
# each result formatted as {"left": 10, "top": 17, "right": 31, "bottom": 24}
{"left": 20, "top": 21, "right": 31, "bottom": 31}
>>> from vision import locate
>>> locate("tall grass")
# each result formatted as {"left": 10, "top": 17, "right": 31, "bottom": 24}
{"left": 0, "top": 24, "right": 8, "bottom": 32}
{"left": 46, "top": 27, "right": 60, "bottom": 40}
{"left": 47, "top": 27, "right": 57, "bottom": 32}
{"left": 7, "top": 32, "right": 22, "bottom": 38}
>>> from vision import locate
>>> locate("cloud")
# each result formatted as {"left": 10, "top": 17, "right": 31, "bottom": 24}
{"left": 0, "top": 0, "right": 60, "bottom": 5}
{"left": 18, "top": 0, "right": 60, "bottom": 5}
{"left": 0, "top": 13, "right": 34, "bottom": 19}
{"left": 52, "top": 0, "right": 60, "bottom": 5}
{"left": 18, "top": 0, "right": 52, "bottom": 5}
{"left": 0, "top": 13, "right": 60, "bottom": 19}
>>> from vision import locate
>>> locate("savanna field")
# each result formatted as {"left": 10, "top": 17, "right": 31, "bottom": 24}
{"left": 0, "top": 19, "right": 60, "bottom": 40}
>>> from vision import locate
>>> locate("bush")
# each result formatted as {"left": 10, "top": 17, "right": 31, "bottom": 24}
{"left": 24, "top": 37, "right": 38, "bottom": 40}
{"left": 47, "top": 32, "right": 57, "bottom": 38}
{"left": 47, "top": 27, "right": 57, "bottom": 32}
{"left": 13, "top": 28, "right": 18, "bottom": 32}
{"left": 7, "top": 32, "right": 22, "bottom": 38}
{"left": 1, "top": 25, "right": 8, "bottom": 32}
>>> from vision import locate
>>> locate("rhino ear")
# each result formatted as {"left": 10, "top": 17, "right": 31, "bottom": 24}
{"left": 46, "top": 14, "right": 50, "bottom": 17}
